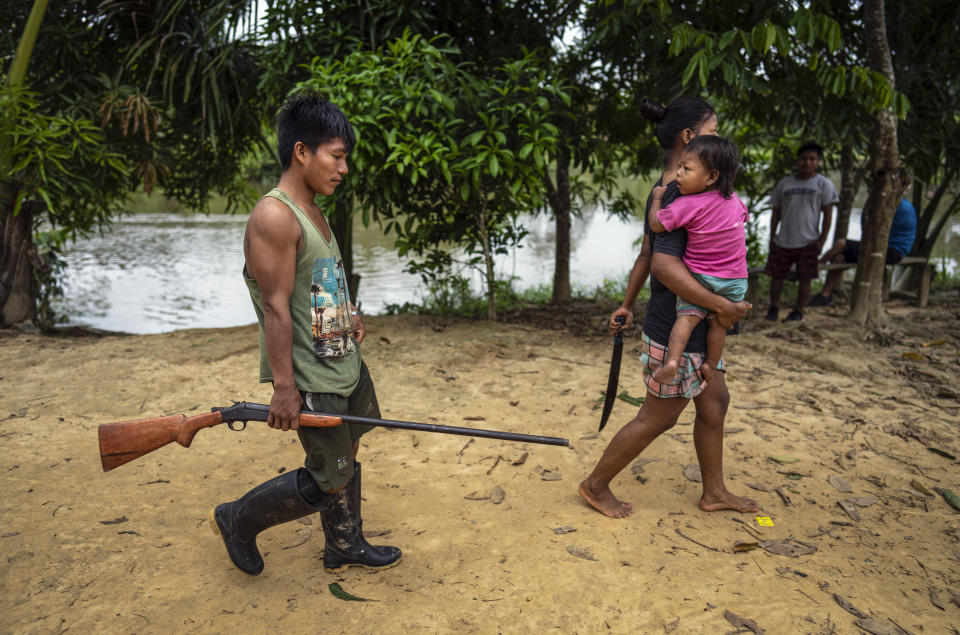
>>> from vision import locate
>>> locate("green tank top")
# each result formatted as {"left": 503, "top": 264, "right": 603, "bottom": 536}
{"left": 244, "top": 188, "right": 361, "bottom": 396}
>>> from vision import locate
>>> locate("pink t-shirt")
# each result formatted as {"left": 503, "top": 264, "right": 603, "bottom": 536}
{"left": 655, "top": 190, "right": 749, "bottom": 279}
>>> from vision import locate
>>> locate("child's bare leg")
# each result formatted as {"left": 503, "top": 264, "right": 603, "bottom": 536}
{"left": 580, "top": 393, "right": 688, "bottom": 518}
{"left": 691, "top": 373, "right": 760, "bottom": 513}
{"left": 653, "top": 315, "right": 701, "bottom": 384}
{"left": 701, "top": 317, "right": 726, "bottom": 382}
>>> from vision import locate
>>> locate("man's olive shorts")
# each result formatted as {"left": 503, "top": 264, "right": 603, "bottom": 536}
{"left": 298, "top": 361, "right": 378, "bottom": 491}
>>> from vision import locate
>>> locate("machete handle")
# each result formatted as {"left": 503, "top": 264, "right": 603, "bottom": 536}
{"left": 613, "top": 315, "right": 626, "bottom": 341}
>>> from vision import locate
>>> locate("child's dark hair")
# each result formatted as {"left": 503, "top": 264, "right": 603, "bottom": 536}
{"left": 797, "top": 141, "right": 824, "bottom": 158}
{"left": 640, "top": 96, "right": 716, "bottom": 151}
{"left": 277, "top": 93, "right": 355, "bottom": 171}
{"left": 683, "top": 136, "right": 740, "bottom": 198}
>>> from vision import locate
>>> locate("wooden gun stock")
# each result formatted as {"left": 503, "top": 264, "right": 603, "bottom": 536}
{"left": 98, "top": 410, "right": 341, "bottom": 472}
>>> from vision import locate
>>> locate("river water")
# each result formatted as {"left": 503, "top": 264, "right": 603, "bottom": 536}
{"left": 52, "top": 205, "right": 958, "bottom": 334}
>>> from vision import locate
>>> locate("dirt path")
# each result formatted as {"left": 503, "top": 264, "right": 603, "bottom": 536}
{"left": 1, "top": 301, "right": 958, "bottom": 633}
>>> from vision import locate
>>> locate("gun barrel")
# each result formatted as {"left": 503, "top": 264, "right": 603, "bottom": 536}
{"left": 227, "top": 402, "right": 569, "bottom": 447}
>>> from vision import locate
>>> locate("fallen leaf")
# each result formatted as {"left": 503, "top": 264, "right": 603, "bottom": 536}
{"left": 553, "top": 526, "right": 576, "bottom": 535}
{"left": 933, "top": 487, "right": 960, "bottom": 511}
{"left": 723, "top": 609, "right": 765, "bottom": 633}
{"left": 837, "top": 499, "right": 861, "bottom": 521}
{"left": 930, "top": 587, "right": 946, "bottom": 610}
{"left": 759, "top": 538, "right": 816, "bottom": 557}
{"left": 464, "top": 491, "right": 490, "bottom": 501}
{"left": 768, "top": 455, "right": 798, "bottom": 464}
{"left": 282, "top": 527, "right": 311, "bottom": 549}
{"left": 379, "top": 336, "right": 391, "bottom": 344}
{"left": 631, "top": 457, "right": 659, "bottom": 476}
{"left": 928, "top": 447, "right": 958, "bottom": 460}
{"left": 732, "top": 540, "right": 759, "bottom": 552}
{"left": 566, "top": 545, "right": 597, "bottom": 561}
{"left": 902, "top": 351, "right": 925, "bottom": 361}
{"left": 363, "top": 529, "right": 391, "bottom": 538}
{"left": 854, "top": 618, "right": 908, "bottom": 635}
{"left": 463, "top": 415, "right": 486, "bottom": 421}
{"left": 774, "top": 486, "right": 792, "bottom": 506}
{"left": 848, "top": 497, "right": 878, "bottom": 507}
{"left": 682, "top": 464, "right": 702, "bottom": 483}
{"left": 746, "top": 482, "right": 771, "bottom": 492}
{"left": 616, "top": 390, "right": 644, "bottom": 407}
{"left": 796, "top": 393, "right": 816, "bottom": 404}
{"left": 329, "top": 582, "right": 375, "bottom": 602}
{"left": 832, "top": 594, "right": 868, "bottom": 619}
{"left": 909, "top": 479, "right": 935, "bottom": 498}
{"left": 922, "top": 339, "right": 946, "bottom": 347}
{"left": 540, "top": 471, "right": 562, "bottom": 481}
{"left": 490, "top": 486, "right": 505, "bottom": 504}
{"left": 100, "top": 517, "right": 128, "bottom": 525}
{"left": 827, "top": 474, "right": 853, "bottom": 493}
{"left": 511, "top": 452, "right": 528, "bottom": 466}
{"left": 509, "top": 400, "right": 519, "bottom": 406}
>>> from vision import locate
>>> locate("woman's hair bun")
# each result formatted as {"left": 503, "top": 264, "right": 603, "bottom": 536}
{"left": 640, "top": 98, "right": 666, "bottom": 124}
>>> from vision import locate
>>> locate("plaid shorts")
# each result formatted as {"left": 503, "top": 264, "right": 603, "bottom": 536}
{"left": 640, "top": 332, "right": 724, "bottom": 399}
{"left": 765, "top": 241, "right": 820, "bottom": 280}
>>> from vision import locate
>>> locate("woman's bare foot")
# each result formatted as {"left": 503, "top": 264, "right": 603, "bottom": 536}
{"left": 652, "top": 359, "right": 679, "bottom": 384}
{"left": 699, "top": 489, "right": 759, "bottom": 513}
{"left": 579, "top": 479, "right": 634, "bottom": 518}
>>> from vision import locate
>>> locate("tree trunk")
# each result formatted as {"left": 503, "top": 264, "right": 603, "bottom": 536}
{"left": 0, "top": 192, "right": 37, "bottom": 325}
{"left": 330, "top": 197, "right": 360, "bottom": 303}
{"left": 849, "top": 0, "right": 905, "bottom": 328}
{"left": 1, "top": 0, "right": 50, "bottom": 325}
{"left": 474, "top": 201, "right": 496, "bottom": 320}
{"left": 545, "top": 146, "right": 572, "bottom": 304}
{"left": 834, "top": 143, "right": 860, "bottom": 241}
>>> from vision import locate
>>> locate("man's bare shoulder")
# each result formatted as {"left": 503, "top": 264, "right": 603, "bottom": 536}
{"left": 248, "top": 195, "right": 300, "bottom": 239}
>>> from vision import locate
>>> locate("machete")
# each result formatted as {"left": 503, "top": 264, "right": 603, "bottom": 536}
{"left": 598, "top": 315, "right": 626, "bottom": 431}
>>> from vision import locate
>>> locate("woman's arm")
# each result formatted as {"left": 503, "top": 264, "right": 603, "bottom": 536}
{"left": 650, "top": 252, "right": 748, "bottom": 328}
{"left": 609, "top": 233, "right": 652, "bottom": 333}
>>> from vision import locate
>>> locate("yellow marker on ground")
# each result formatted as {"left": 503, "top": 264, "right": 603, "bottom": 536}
{"left": 756, "top": 516, "right": 774, "bottom": 527}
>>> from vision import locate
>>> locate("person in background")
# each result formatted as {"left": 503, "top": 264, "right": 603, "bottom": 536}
{"left": 808, "top": 198, "right": 918, "bottom": 306}
{"left": 764, "top": 142, "right": 838, "bottom": 322}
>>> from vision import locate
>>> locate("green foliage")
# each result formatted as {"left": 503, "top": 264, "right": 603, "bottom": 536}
{"left": 300, "top": 30, "right": 567, "bottom": 319}
{"left": 1, "top": 85, "right": 129, "bottom": 232}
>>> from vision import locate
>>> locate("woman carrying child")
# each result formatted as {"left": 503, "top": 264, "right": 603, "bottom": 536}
{"left": 579, "top": 97, "right": 758, "bottom": 519}
{"left": 647, "top": 135, "right": 748, "bottom": 386}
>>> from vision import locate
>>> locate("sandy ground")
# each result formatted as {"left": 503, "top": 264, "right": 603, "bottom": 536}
{"left": 1, "top": 297, "right": 959, "bottom": 634}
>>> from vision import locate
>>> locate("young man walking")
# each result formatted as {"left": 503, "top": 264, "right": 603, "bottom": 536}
{"left": 764, "top": 142, "right": 838, "bottom": 321}
{"left": 210, "top": 93, "right": 401, "bottom": 575}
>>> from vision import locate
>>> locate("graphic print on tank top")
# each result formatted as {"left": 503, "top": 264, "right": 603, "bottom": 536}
{"left": 310, "top": 257, "right": 355, "bottom": 360}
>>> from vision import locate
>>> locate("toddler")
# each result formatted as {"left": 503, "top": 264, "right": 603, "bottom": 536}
{"left": 648, "top": 135, "right": 748, "bottom": 384}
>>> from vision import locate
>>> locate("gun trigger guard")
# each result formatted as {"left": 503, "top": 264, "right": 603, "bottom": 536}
{"left": 227, "top": 421, "right": 247, "bottom": 431}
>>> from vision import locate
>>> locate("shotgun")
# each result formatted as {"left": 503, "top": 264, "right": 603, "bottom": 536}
{"left": 98, "top": 401, "right": 569, "bottom": 472}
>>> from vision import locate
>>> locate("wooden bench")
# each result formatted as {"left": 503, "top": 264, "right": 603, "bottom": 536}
{"left": 745, "top": 256, "right": 933, "bottom": 310}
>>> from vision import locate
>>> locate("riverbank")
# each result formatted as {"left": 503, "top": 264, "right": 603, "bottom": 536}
{"left": 1, "top": 299, "right": 958, "bottom": 633}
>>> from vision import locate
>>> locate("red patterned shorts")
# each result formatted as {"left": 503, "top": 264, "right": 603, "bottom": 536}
{"left": 640, "top": 333, "right": 724, "bottom": 399}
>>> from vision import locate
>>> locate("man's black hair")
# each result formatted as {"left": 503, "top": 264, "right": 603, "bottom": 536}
{"left": 277, "top": 93, "right": 355, "bottom": 171}
{"left": 683, "top": 135, "right": 741, "bottom": 198}
{"left": 797, "top": 141, "right": 824, "bottom": 158}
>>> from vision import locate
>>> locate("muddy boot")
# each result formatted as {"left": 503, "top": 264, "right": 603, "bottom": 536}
{"left": 210, "top": 468, "right": 326, "bottom": 575}
{"left": 321, "top": 462, "right": 402, "bottom": 573}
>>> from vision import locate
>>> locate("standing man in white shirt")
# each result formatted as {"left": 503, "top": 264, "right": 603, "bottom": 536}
{"left": 764, "top": 142, "right": 838, "bottom": 322}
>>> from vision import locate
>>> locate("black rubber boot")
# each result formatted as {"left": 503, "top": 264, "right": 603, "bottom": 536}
{"left": 321, "top": 462, "right": 402, "bottom": 573}
{"left": 210, "top": 468, "right": 325, "bottom": 575}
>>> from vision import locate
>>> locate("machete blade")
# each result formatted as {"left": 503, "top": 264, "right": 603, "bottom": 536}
{"left": 598, "top": 317, "right": 626, "bottom": 431}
